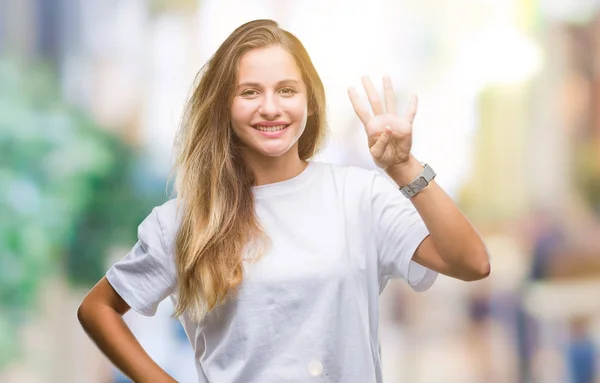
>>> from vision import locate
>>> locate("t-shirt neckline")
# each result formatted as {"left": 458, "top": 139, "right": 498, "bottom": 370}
{"left": 252, "top": 161, "right": 318, "bottom": 199}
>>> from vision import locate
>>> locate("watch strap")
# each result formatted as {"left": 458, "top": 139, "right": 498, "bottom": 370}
{"left": 399, "top": 163, "right": 436, "bottom": 198}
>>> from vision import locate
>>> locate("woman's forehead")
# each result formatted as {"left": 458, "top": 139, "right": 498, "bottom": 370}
{"left": 237, "top": 46, "right": 302, "bottom": 84}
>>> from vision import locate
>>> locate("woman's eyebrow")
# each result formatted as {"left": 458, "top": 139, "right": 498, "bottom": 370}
{"left": 237, "top": 79, "right": 301, "bottom": 89}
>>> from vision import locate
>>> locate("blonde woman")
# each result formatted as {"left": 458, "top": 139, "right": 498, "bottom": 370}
{"left": 77, "top": 19, "right": 490, "bottom": 383}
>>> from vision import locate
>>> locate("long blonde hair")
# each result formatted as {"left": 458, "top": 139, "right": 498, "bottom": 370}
{"left": 171, "top": 19, "right": 327, "bottom": 322}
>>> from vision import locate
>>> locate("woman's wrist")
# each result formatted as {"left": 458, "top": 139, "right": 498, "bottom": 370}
{"left": 384, "top": 155, "right": 424, "bottom": 187}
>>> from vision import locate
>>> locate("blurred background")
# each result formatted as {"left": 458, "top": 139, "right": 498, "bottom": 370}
{"left": 2, "top": 0, "right": 600, "bottom": 382}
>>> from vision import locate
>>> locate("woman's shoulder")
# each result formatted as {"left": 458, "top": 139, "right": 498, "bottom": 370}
{"left": 314, "top": 161, "right": 380, "bottom": 185}
{"left": 154, "top": 198, "right": 180, "bottom": 221}
{"left": 151, "top": 198, "right": 182, "bottom": 251}
{"left": 315, "top": 161, "right": 400, "bottom": 200}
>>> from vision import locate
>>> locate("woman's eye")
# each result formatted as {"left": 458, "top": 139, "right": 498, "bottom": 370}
{"left": 279, "top": 87, "right": 296, "bottom": 95}
{"left": 241, "top": 89, "right": 258, "bottom": 97}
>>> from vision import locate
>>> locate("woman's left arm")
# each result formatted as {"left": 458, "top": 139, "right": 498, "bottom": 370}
{"left": 386, "top": 156, "right": 490, "bottom": 281}
{"left": 348, "top": 75, "right": 490, "bottom": 282}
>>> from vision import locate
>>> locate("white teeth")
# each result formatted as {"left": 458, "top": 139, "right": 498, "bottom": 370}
{"left": 255, "top": 125, "right": 287, "bottom": 132}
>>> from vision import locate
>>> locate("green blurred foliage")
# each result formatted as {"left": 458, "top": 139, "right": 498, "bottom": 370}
{"left": 0, "top": 59, "right": 165, "bottom": 366}
{"left": 575, "top": 140, "right": 600, "bottom": 215}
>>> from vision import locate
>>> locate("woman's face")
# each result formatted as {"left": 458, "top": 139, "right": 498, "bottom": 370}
{"left": 230, "top": 45, "right": 309, "bottom": 160}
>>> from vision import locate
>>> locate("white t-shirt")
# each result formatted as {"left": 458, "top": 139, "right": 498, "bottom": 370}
{"left": 106, "top": 161, "right": 438, "bottom": 383}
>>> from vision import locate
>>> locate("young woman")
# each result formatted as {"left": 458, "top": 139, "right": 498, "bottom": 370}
{"left": 77, "top": 19, "right": 490, "bottom": 383}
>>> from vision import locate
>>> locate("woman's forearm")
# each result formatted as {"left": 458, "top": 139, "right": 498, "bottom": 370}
{"left": 77, "top": 303, "right": 177, "bottom": 383}
{"left": 386, "top": 155, "right": 490, "bottom": 279}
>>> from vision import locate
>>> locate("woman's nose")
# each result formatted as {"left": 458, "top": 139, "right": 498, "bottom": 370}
{"left": 258, "top": 93, "right": 280, "bottom": 117}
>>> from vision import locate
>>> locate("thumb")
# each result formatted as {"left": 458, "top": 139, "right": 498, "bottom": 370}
{"left": 370, "top": 127, "right": 392, "bottom": 159}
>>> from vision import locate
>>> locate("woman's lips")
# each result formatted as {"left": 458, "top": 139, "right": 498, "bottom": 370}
{"left": 252, "top": 124, "right": 290, "bottom": 138}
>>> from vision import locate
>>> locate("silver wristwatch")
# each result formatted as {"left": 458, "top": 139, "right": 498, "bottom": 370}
{"left": 399, "top": 163, "right": 436, "bottom": 198}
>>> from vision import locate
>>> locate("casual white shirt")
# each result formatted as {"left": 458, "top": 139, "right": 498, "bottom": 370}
{"left": 106, "top": 161, "right": 438, "bottom": 383}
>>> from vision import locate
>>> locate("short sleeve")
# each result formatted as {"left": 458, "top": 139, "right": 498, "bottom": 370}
{"left": 371, "top": 171, "right": 438, "bottom": 292}
{"left": 106, "top": 208, "right": 177, "bottom": 316}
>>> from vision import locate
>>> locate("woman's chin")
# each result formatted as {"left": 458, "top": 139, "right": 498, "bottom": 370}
{"left": 251, "top": 141, "right": 296, "bottom": 158}
{"left": 260, "top": 148, "right": 293, "bottom": 158}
